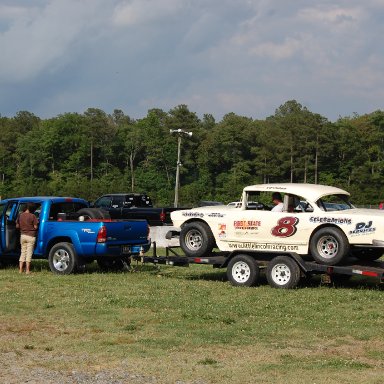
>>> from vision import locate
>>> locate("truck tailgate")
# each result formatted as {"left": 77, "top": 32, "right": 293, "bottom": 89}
{"left": 104, "top": 220, "right": 149, "bottom": 244}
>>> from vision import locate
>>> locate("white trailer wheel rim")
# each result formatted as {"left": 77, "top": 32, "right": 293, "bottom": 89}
{"left": 232, "top": 261, "right": 251, "bottom": 283}
{"left": 185, "top": 229, "right": 203, "bottom": 251}
{"left": 271, "top": 263, "right": 291, "bottom": 285}
{"left": 52, "top": 249, "right": 70, "bottom": 271}
{"left": 317, "top": 235, "right": 339, "bottom": 259}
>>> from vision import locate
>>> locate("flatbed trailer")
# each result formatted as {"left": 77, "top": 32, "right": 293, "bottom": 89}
{"left": 133, "top": 243, "right": 384, "bottom": 289}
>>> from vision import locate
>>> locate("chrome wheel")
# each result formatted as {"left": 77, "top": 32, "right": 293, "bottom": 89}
{"left": 184, "top": 229, "right": 203, "bottom": 251}
{"left": 52, "top": 248, "right": 70, "bottom": 272}
{"left": 317, "top": 235, "right": 339, "bottom": 259}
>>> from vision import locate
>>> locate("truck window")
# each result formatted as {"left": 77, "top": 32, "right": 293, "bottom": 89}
{"left": 0, "top": 203, "right": 6, "bottom": 217}
{"left": 112, "top": 195, "right": 125, "bottom": 208}
{"left": 49, "top": 202, "right": 87, "bottom": 221}
{"left": 94, "top": 196, "right": 112, "bottom": 209}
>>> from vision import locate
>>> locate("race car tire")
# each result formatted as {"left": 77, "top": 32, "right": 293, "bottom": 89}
{"left": 180, "top": 221, "right": 215, "bottom": 258}
{"left": 310, "top": 227, "right": 350, "bottom": 265}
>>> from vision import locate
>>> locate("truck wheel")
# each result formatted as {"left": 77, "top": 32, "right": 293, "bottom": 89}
{"left": 180, "top": 222, "right": 215, "bottom": 257}
{"left": 266, "top": 256, "right": 301, "bottom": 289}
{"left": 351, "top": 248, "right": 383, "bottom": 262}
{"left": 227, "top": 254, "right": 260, "bottom": 287}
{"left": 77, "top": 208, "right": 110, "bottom": 220}
{"left": 310, "top": 227, "right": 349, "bottom": 265}
{"left": 48, "top": 242, "right": 78, "bottom": 275}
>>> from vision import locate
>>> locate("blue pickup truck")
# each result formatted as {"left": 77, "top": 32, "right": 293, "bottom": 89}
{"left": 0, "top": 196, "right": 151, "bottom": 274}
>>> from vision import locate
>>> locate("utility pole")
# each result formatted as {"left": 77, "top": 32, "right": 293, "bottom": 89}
{"left": 170, "top": 129, "right": 193, "bottom": 207}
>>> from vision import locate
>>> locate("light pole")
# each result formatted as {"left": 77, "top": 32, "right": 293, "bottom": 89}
{"left": 170, "top": 128, "right": 193, "bottom": 207}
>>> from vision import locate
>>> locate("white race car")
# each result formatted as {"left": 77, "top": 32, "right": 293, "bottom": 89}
{"left": 171, "top": 183, "right": 384, "bottom": 265}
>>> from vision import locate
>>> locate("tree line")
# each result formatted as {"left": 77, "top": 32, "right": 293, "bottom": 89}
{"left": 1, "top": 100, "right": 384, "bottom": 206}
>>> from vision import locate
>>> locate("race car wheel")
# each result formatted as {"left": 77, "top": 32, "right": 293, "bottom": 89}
{"left": 48, "top": 242, "right": 78, "bottom": 275}
{"left": 266, "top": 256, "right": 301, "bottom": 289}
{"left": 227, "top": 254, "right": 260, "bottom": 287}
{"left": 310, "top": 227, "right": 349, "bottom": 265}
{"left": 180, "top": 222, "right": 215, "bottom": 258}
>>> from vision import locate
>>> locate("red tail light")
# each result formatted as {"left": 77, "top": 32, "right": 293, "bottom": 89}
{"left": 160, "top": 211, "right": 166, "bottom": 222}
{"left": 97, "top": 226, "right": 107, "bottom": 243}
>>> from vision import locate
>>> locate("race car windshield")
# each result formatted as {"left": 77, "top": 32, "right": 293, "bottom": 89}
{"left": 316, "top": 194, "right": 353, "bottom": 211}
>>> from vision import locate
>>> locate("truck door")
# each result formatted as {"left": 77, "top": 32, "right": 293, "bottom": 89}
{"left": 0, "top": 201, "right": 19, "bottom": 254}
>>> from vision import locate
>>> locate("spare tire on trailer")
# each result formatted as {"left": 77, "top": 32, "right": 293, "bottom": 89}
{"left": 77, "top": 208, "right": 111, "bottom": 220}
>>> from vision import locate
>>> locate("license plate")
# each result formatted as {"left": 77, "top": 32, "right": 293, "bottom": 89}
{"left": 122, "top": 245, "right": 131, "bottom": 254}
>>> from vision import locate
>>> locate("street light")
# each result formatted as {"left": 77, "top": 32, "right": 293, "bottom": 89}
{"left": 170, "top": 128, "right": 193, "bottom": 207}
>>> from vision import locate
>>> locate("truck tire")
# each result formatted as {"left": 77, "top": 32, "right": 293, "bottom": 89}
{"left": 351, "top": 248, "right": 383, "bottom": 262}
{"left": 77, "top": 208, "right": 110, "bottom": 220}
{"left": 266, "top": 256, "right": 301, "bottom": 289}
{"left": 180, "top": 222, "right": 215, "bottom": 258}
{"left": 48, "top": 242, "right": 78, "bottom": 275}
{"left": 227, "top": 254, "right": 260, "bottom": 287}
{"left": 309, "top": 227, "right": 349, "bottom": 265}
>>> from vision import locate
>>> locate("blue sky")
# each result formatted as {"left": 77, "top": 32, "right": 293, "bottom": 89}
{"left": 1, "top": 0, "right": 383, "bottom": 121}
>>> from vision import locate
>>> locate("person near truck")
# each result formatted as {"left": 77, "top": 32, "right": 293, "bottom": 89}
{"left": 16, "top": 203, "right": 38, "bottom": 274}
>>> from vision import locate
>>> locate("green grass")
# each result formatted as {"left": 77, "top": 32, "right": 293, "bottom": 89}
{"left": 0, "top": 256, "right": 383, "bottom": 383}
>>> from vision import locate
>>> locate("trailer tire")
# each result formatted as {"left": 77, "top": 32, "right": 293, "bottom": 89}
{"left": 48, "top": 242, "right": 78, "bottom": 275}
{"left": 310, "top": 227, "right": 349, "bottom": 265}
{"left": 266, "top": 256, "right": 301, "bottom": 289}
{"left": 180, "top": 222, "right": 215, "bottom": 258}
{"left": 227, "top": 254, "right": 260, "bottom": 287}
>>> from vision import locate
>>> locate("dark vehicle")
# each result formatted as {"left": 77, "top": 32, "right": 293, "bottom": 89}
{"left": 92, "top": 193, "right": 185, "bottom": 226}
{"left": 0, "top": 196, "right": 151, "bottom": 274}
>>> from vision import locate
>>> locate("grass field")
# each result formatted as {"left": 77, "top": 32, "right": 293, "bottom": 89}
{"left": 0, "top": 254, "right": 383, "bottom": 383}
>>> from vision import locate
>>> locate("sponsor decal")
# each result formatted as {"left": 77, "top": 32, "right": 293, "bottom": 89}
{"left": 309, "top": 216, "right": 352, "bottom": 225}
{"left": 228, "top": 242, "right": 299, "bottom": 252}
{"left": 182, "top": 212, "right": 204, "bottom": 218}
{"left": 218, "top": 223, "right": 227, "bottom": 238}
{"left": 208, "top": 212, "right": 225, "bottom": 218}
{"left": 349, "top": 221, "right": 376, "bottom": 236}
{"left": 81, "top": 228, "right": 95, "bottom": 234}
{"left": 234, "top": 220, "right": 261, "bottom": 230}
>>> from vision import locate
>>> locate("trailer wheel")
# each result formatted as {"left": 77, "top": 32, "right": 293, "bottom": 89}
{"left": 266, "top": 256, "right": 301, "bottom": 289}
{"left": 48, "top": 242, "right": 78, "bottom": 275}
{"left": 180, "top": 222, "right": 215, "bottom": 258}
{"left": 227, "top": 254, "right": 260, "bottom": 287}
{"left": 310, "top": 227, "right": 349, "bottom": 265}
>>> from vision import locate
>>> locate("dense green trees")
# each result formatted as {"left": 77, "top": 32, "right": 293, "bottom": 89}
{"left": 1, "top": 101, "right": 384, "bottom": 205}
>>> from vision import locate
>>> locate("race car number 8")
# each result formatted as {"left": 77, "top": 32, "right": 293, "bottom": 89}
{"left": 271, "top": 217, "right": 299, "bottom": 237}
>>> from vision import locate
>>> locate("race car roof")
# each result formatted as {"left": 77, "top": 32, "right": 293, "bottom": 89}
{"left": 243, "top": 183, "right": 350, "bottom": 202}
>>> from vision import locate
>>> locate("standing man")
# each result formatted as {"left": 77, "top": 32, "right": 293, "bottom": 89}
{"left": 16, "top": 203, "right": 38, "bottom": 274}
